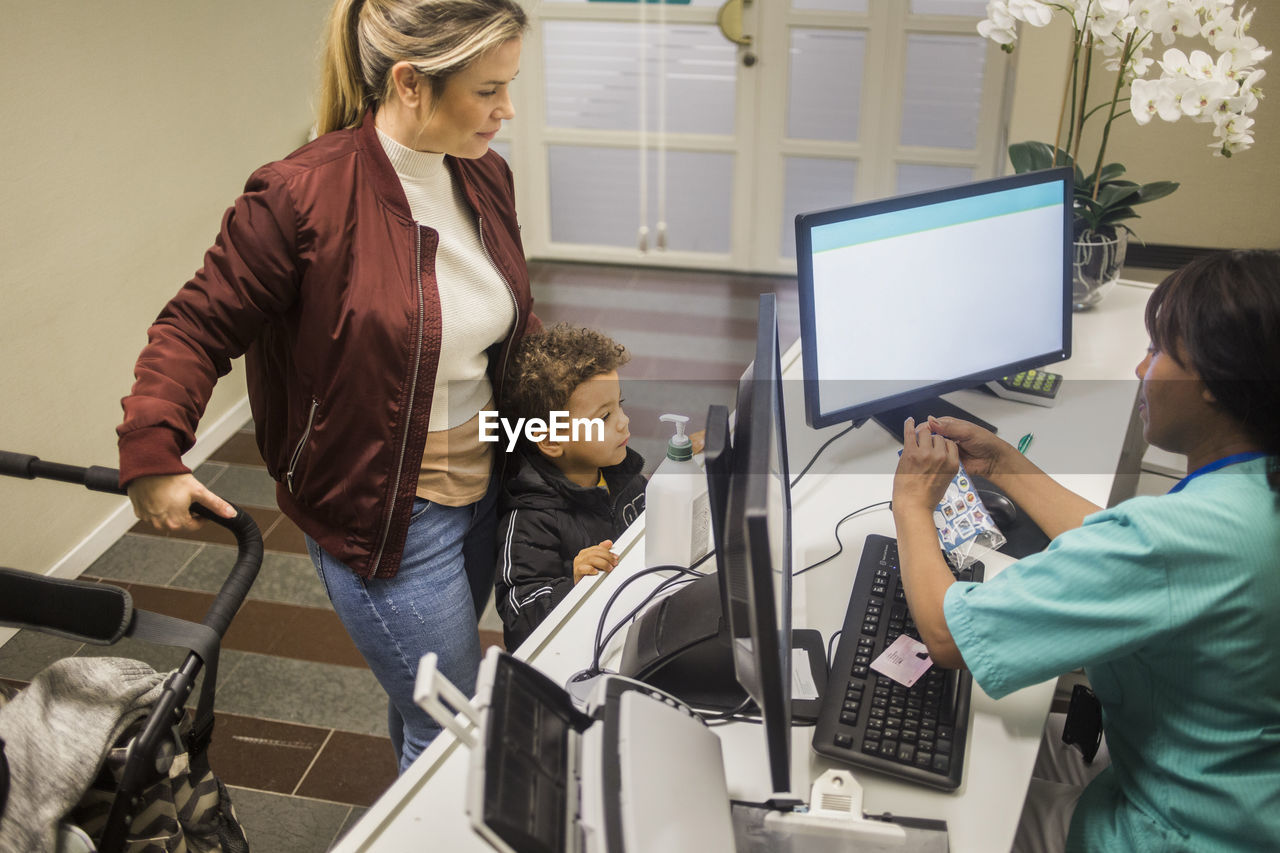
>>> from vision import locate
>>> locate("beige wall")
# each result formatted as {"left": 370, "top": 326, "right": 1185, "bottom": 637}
{"left": 0, "top": 2, "right": 329, "bottom": 574}
{"left": 1007, "top": 12, "right": 1279, "bottom": 250}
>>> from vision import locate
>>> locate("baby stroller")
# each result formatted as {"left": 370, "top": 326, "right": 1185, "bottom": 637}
{"left": 0, "top": 452, "right": 262, "bottom": 852}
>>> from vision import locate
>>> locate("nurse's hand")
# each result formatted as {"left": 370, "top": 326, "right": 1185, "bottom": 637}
{"left": 892, "top": 417, "right": 960, "bottom": 513}
{"left": 924, "top": 415, "right": 1015, "bottom": 480}
{"left": 128, "top": 473, "right": 236, "bottom": 533}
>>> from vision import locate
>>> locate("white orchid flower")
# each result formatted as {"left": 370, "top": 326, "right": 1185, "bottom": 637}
{"left": 975, "top": 0, "right": 1268, "bottom": 167}
{"left": 1132, "top": 0, "right": 1174, "bottom": 36}
{"left": 977, "top": 1, "right": 1019, "bottom": 46}
{"left": 1222, "top": 35, "right": 1272, "bottom": 73}
{"left": 1181, "top": 78, "right": 1236, "bottom": 117}
{"left": 1186, "top": 49, "right": 1217, "bottom": 79}
{"left": 1156, "top": 1, "right": 1202, "bottom": 45}
{"left": 1202, "top": 7, "right": 1238, "bottom": 47}
{"left": 1159, "top": 48, "right": 1193, "bottom": 77}
{"left": 1211, "top": 111, "right": 1255, "bottom": 155}
{"left": 1008, "top": 0, "right": 1053, "bottom": 28}
{"left": 1129, "top": 78, "right": 1163, "bottom": 125}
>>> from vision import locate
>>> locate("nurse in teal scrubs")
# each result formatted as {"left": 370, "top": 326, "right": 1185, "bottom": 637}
{"left": 891, "top": 250, "right": 1280, "bottom": 852}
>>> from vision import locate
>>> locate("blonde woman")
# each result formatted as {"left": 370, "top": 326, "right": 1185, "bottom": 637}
{"left": 118, "top": 0, "right": 538, "bottom": 771}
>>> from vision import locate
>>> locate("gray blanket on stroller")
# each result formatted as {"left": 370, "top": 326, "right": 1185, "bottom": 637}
{"left": 0, "top": 656, "right": 166, "bottom": 853}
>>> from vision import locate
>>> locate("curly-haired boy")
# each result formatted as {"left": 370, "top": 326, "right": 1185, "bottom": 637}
{"left": 494, "top": 324, "right": 646, "bottom": 650}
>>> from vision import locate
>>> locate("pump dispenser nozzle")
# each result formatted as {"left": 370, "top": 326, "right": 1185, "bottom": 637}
{"left": 659, "top": 414, "right": 693, "bottom": 461}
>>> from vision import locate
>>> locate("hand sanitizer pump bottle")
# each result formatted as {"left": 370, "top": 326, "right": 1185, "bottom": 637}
{"left": 644, "top": 414, "right": 711, "bottom": 569}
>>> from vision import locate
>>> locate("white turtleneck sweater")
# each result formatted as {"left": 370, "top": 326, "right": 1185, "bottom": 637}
{"left": 378, "top": 128, "right": 515, "bottom": 505}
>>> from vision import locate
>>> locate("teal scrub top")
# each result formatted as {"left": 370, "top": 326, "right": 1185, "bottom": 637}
{"left": 944, "top": 457, "right": 1280, "bottom": 852}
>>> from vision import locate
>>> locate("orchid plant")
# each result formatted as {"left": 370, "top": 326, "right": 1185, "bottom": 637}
{"left": 979, "top": 0, "right": 1270, "bottom": 239}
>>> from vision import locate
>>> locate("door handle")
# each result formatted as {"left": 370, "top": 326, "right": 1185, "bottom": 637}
{"left": 716, "top": 0, "right": 752, "bottom": 47}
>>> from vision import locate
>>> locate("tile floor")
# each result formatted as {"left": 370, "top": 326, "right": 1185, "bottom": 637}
{"left": 0, "top": 260, "right": 794, "bottom": 852}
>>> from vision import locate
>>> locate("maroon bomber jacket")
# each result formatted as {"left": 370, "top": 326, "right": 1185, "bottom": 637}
{"left": 118, "top": 114, "right": 539, "bottom": 579}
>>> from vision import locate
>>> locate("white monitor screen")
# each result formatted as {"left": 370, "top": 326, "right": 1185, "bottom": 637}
{"left": 796, "top": 169, "right": 1072, "bottom": 429}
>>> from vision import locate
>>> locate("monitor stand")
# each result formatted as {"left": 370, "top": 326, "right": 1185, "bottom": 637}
{"left": 872, "top": 395, "right": 997, "bottom": 441}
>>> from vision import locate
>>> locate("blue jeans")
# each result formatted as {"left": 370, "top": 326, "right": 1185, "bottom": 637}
{"left": 306, "top": 497, "right": 483, "bottom": 773}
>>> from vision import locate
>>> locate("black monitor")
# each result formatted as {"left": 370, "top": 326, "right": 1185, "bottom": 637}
{"left": 619, "top": 296, "right": 825, "bottom": 801}
{"left": 720, "top": 292, "right": 797, "bottom": 799}
{"left": 795, "top": 167, "right": 1073, "bottom": 435}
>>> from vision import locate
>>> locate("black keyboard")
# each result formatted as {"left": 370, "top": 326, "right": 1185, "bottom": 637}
{"left": 812, "top": 534, "right": 984, "bottom": 791}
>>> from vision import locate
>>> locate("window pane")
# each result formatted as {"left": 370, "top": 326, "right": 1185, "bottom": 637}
{"left": 788, "top": 29, "right": 865, "bottom": 142}
{"left": 900, "top": 34, "right": 987, "bottom": 149}
{"left": 895, "top": 163, "right": 974, "bottom": 195}
{"left": 548, "top": 146, "right": 733, "bottom": 253}
{"left": 909, "top": 0, "right": 988, "bottom": 15}
{"left": 792, "top": 0, "right": 867, "bottom": 11}
{"left": 781, "top": 157, "right": 858, "bottom": 259}
{"left": 489, "top": 140, "right": 511, "bottom": 162}
{"left": 543, "top": 21, "right": 736, "bottom": 135}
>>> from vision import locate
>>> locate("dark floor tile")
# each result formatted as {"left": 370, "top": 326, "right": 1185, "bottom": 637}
{"left": 214, "top": 652, "right": 388, "bottom": 736}
{"left": 225, "top": 786, "right": 353, "bottom": 853}
{"left": 0, "top": 630, "right": 84, "bottom": 681}
{"left": 83, "top": 534, "right": 203, "bottom": 586}
{"left": 269, "top": 606, "right": 366, "bottom": 668}
{"left": 263, "top": 515, "right": 309, "bottom": 555}
{"left": 294, "top": 730, "right": 398, "bottom": 808}
{"left": 479, "top": 629, "right": 505, "bottom": 652}
{"left": 121, "top": 583, "right": 214, "bottom": 626}
{"left": 209, "top": 431, "right": 266, "bottom": 467}
{"left": 117, "top": 581, "right": 363, "bottom": 668}
{"left": 207, "top": 712, "right": 329, "bottom": 795}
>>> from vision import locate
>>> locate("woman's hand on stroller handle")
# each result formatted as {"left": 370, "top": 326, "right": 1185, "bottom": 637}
{"left": 127, "top": 473, "right": 236, "bottom": 533}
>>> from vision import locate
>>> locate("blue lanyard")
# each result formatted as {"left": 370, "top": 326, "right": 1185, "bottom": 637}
{"left": 1167, "top": 452, "right": 1269, "bottom": 494}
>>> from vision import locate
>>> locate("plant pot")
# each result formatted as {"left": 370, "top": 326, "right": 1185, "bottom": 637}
{"left": 1072, "top": 228, "right": 1128, "bottom": 311}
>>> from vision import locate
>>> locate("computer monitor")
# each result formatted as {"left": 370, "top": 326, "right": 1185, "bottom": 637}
{"left": 795, "top": 167, "right": 1073, "bottom": 434}
{"left": 720, "top": 292, "right": 796, "bottom": 798}
{"left": 620, "top": 295, "right": 825, "bottom": 800}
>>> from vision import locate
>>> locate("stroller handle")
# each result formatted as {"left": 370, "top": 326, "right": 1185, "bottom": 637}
{"left": 0, "top": 451, "right": 263, "bottom": 638}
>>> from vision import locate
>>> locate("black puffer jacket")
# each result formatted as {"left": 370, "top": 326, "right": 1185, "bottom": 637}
{"left": 495, "top": 447, "right": 646, "bottom": 650}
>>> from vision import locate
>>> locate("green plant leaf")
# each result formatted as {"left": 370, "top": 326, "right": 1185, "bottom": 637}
{"left": 1137, "top": 181, "right": 1179, "bottom": 203}
{"left": 1097, "top": 163, "right": 1126, "bottom": 184}
{"left": 1097, "top": 183, "right": 1141, "bottom": 209}
{"left": 1009, "top": 141, "right": 1072, "bottom": 173}
{"left": 1101, "top": 206, "right": 1140, "bottom": 224}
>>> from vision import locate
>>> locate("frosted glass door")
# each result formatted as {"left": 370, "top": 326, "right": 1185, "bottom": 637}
{"left": 518, "top": 0, "right": 1012, "bottom": 272}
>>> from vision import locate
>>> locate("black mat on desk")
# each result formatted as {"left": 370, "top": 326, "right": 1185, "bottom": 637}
{"left": 971, "top": 474, "right": 1051, "bottom": 559}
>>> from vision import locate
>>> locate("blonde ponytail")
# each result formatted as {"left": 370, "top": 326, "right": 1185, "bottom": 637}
{"left": 315, "top": 0, "right": 528, "bottom": 137}
{"left": 318, "top": 0, "right": 368, "bottom": 135}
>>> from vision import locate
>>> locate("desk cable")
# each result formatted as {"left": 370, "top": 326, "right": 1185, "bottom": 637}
{"left": 789, "top": 422, "right": 857, "bottom": 490}
{"left": 583, "top": 554, "right": 713, "bottom": 679}
{"left": 793, "top": 500, "right": 893, "bottom": 577}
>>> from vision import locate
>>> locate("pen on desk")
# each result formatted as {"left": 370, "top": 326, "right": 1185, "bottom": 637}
{"left": 1017, "top": 433, "right": 1034, "bottom": 454}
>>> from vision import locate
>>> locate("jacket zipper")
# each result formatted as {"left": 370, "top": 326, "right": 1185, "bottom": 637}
{"left": 286, "top": 398, "right": 320, "bottom": 494}
{"left": 372, "top": 226, "right": 427, "bottom": 574}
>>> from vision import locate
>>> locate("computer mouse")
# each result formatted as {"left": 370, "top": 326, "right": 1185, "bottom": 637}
{"left": 978, "top": 490, "right": 1018, "bottom": 528}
